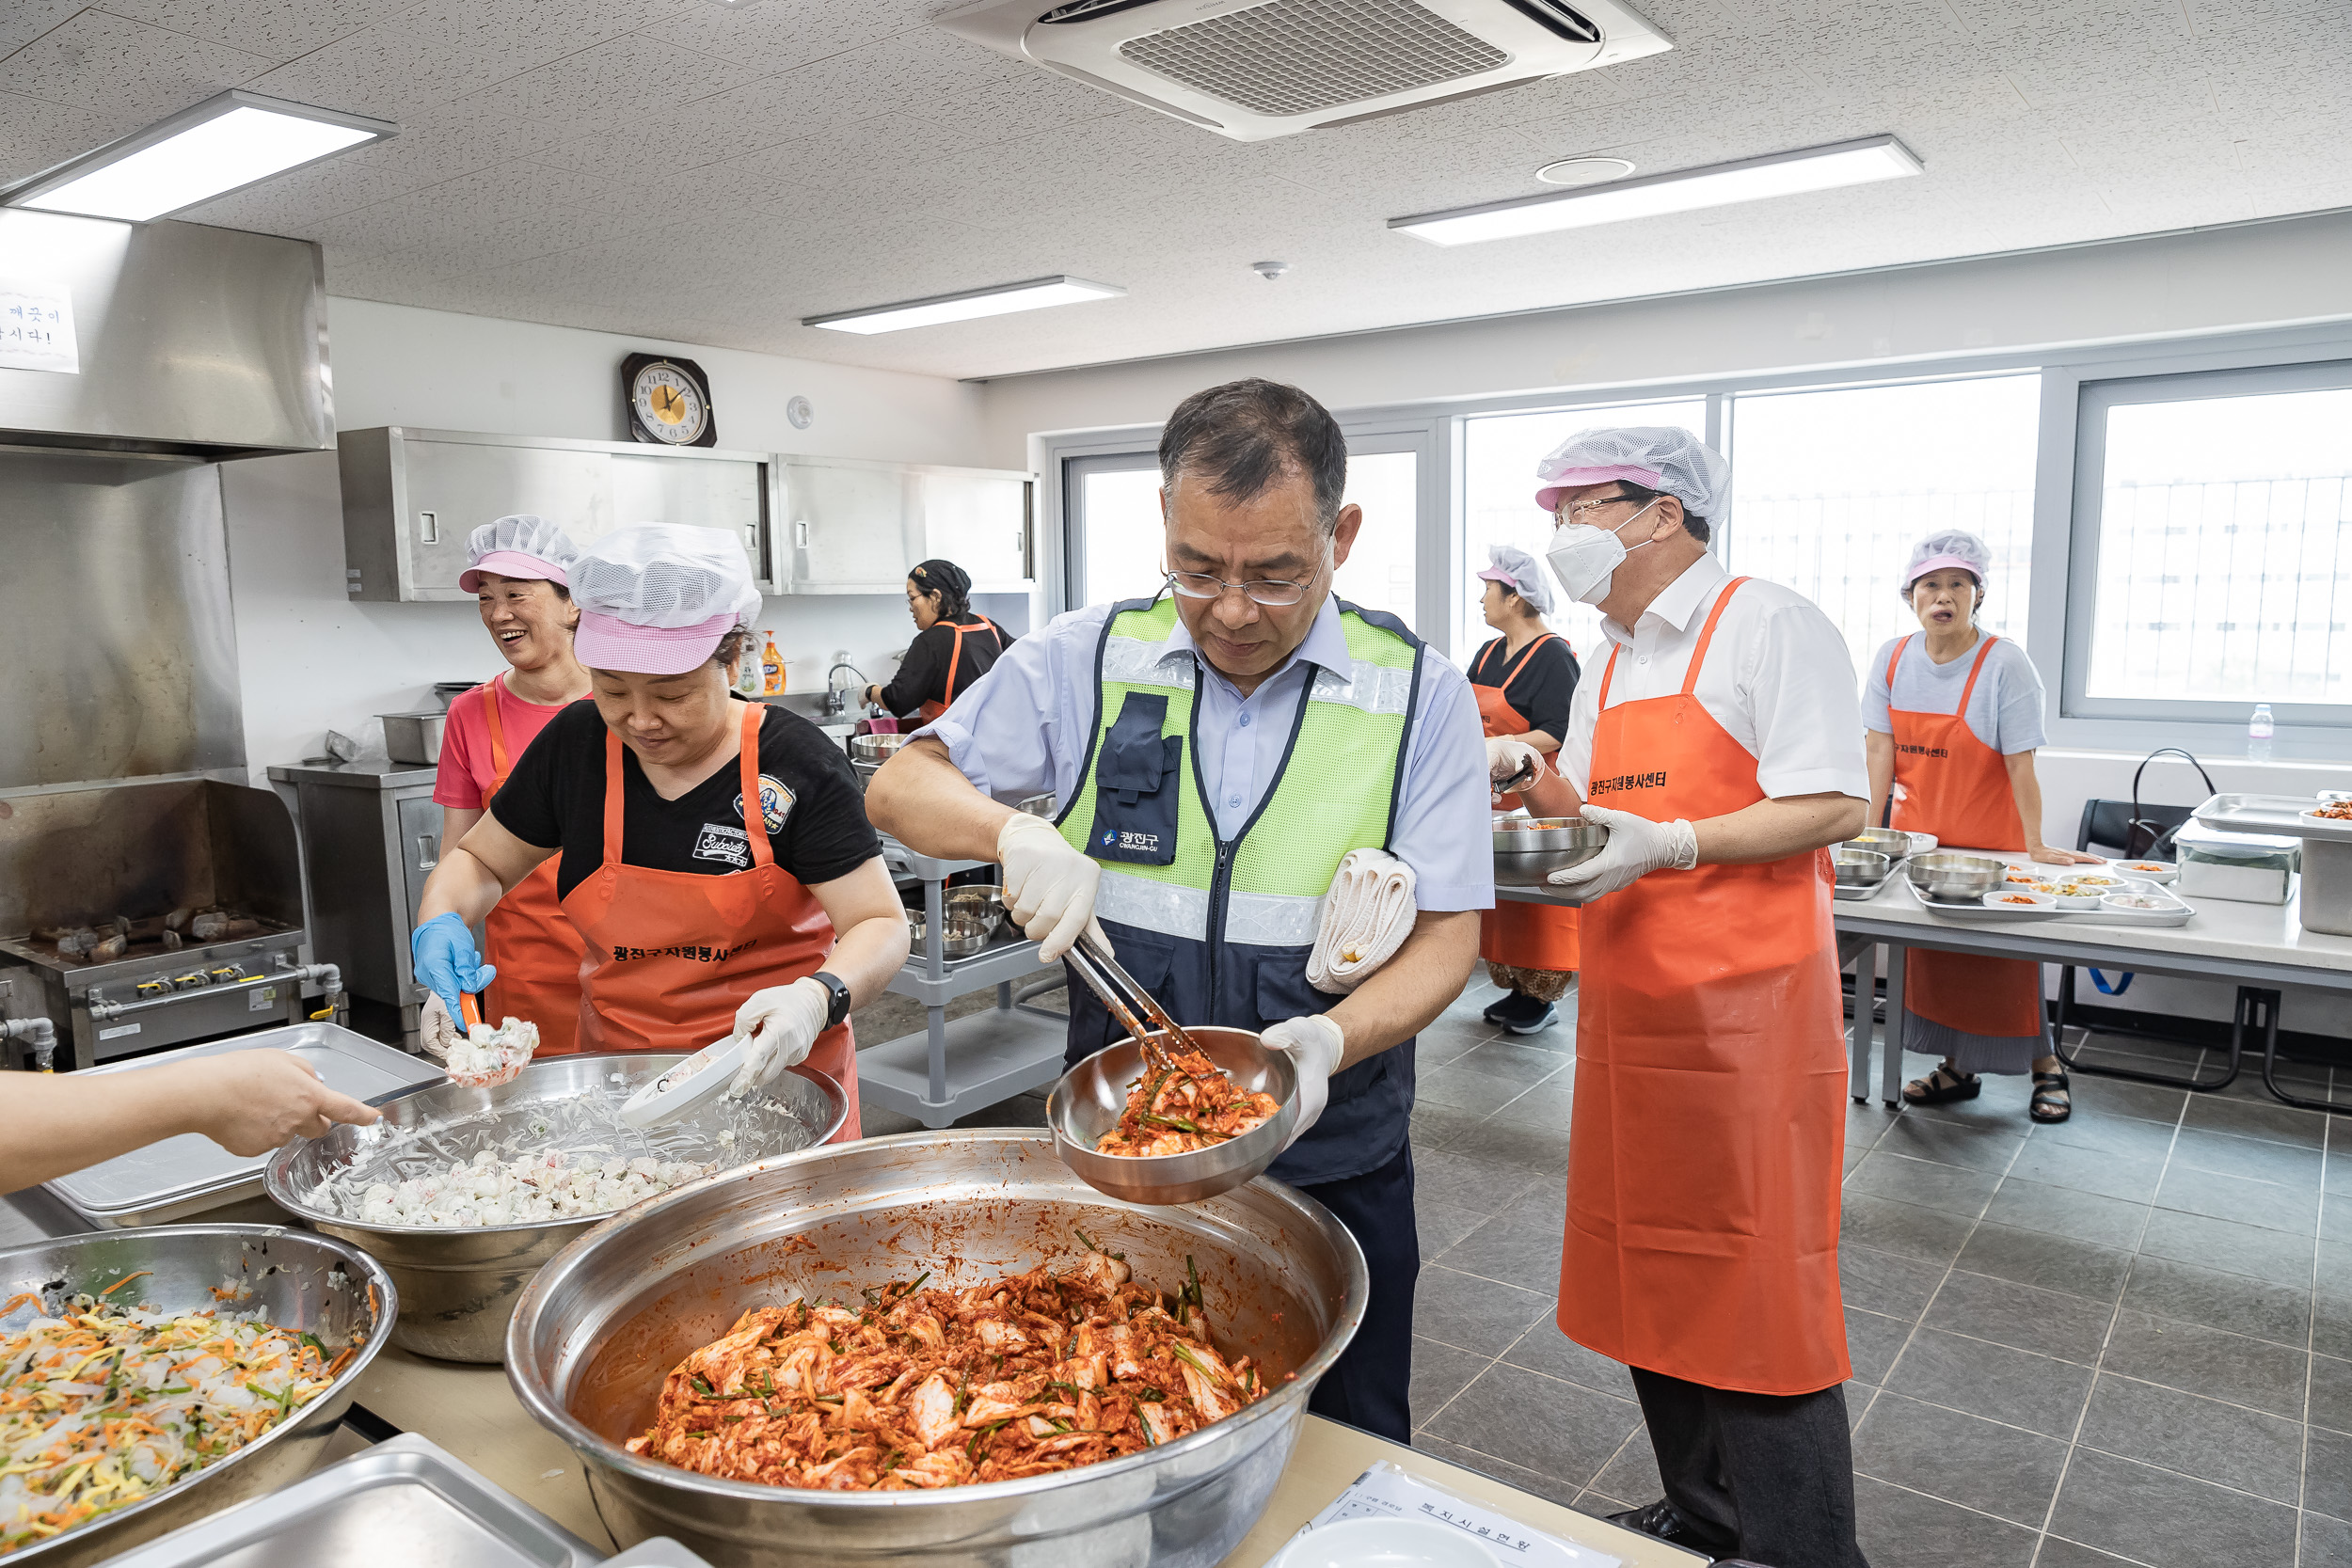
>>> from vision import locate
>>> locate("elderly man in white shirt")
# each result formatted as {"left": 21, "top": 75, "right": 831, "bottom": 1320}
{"left": 1505, "top": 427, "right": 1871, "bottom": 1568}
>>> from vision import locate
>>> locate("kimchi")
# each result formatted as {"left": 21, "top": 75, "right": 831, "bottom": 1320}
{"left": 1094, "top": 1047, "right": 1279, "bottom": 1158}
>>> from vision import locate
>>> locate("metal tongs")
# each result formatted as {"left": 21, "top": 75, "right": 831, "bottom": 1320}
{"left": 1065, "top": 931, "right": 1203, "bottom": 1077}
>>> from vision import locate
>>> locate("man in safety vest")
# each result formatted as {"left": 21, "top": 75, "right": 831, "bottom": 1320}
{"left": 867, "top": 377, "right": 1492, "bottom": 1439}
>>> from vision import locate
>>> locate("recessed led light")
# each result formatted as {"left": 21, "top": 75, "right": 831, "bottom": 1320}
{"left": 1535, "top": 156, "right": 1636, "bottom": 187}
{"left": 1393, "top": 135, "right": 1924, "bottom": 246}
{"left": 1, "top": 90, "right": 396, "bottom": 223}
{"left": 803, "top": 276, "right": 1125, "bottom": 334}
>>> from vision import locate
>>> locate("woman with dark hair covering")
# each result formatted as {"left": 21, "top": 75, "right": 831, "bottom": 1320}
{"left": 865, "top": 559, "right": 1013, "bottom": 722}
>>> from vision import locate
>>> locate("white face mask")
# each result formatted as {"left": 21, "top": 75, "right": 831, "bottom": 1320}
{"left": 1544, "top": 500, "right": 1661, "bottom": 607}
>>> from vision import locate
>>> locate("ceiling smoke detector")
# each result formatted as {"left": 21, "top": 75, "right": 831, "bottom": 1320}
{"left": 1251, "top": 260, "right": 1291, "bottom": 279}
{"left": 1535, "top": 155, "right": 1634, "bottom": 185}
{"left": 935, "top": 0, "right": 1672, "bottom": 143}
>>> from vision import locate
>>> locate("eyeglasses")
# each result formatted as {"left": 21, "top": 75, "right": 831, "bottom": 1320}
{"left": 1164, "top": 559, "right": 1324, "bottom": 607}
{"left": 1552, "top": 492, "right": 1644, "bottom": 527}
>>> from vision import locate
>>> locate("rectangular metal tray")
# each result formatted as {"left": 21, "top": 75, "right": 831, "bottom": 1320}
{"left": 2193, "top": 792, "right": 2352, "bottom": 845}
{"left": 95, "top": 1433, "right": 605, "bottom": 1568}
{"left": 42, "top": 1022, "right": 441, "bottom": 1228}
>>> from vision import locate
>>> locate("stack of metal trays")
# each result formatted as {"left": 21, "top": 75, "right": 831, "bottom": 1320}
{"left": 41, "top": 1023, "right": 441, "bottom": 1229}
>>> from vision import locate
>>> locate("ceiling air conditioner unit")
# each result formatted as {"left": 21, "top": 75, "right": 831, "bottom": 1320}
{"left": 935, "top": 0, "right": 1671, "bottom": 142}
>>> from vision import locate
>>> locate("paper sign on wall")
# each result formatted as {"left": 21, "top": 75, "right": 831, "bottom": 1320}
{"left": 0, "top": 282, "right": 78, "bottom": 373}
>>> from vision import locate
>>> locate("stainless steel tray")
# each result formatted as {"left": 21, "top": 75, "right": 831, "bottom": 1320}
{"left": 42, "top": 1022, "right": 440, "bottom": 1228}
{"left": 93, "top": 1433, "right": 604, "bottom": 1568}
{"left": 2193, "top": 792, "right": 2352, "bottom": 845}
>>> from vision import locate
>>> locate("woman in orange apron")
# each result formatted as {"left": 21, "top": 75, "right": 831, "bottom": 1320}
{"left": 1867, "top": 531, "right": 2100, "bottom": 1123}
{"left": 432, "top": 515, "right": 591, "bottom": 1053}
{"left": 1467, "top": 546, "right": 1580, "bottom": 1035}
{"left": 411, "top": 524, "right": 910, "bottom": 1134}
{"left": 866, "top": 559, "right": 1013, "bottom": 722}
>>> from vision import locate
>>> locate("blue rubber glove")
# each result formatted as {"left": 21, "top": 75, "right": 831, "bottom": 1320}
{"left": 410, "top": 912, "right": 496, "bottom": 1020}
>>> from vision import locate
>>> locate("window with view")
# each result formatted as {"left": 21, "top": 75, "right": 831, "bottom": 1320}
{"left": 1724, "top": 374, "right": 2042, "bottom": 679}
{"left": 2080, "top": 373, "right": 2352, "bottom": 709}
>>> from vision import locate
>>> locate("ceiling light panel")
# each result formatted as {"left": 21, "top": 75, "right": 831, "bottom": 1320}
{"left": 804, "top": 276, "right": 1126, "bottom": 334}
{"left": 3, "top": 92, "right": 396, "bottom": 223}
{"left": 1392, "top": 136, "right": 1924, "bottom": 245}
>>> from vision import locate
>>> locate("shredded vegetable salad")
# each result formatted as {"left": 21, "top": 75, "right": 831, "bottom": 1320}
{"left": 1, "top": 1281, "right": 346, "bottom": 1554}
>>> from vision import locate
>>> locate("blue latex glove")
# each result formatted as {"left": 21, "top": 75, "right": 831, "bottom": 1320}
{"left": 410, "top": 912, "right": 496, "bottom": 1019}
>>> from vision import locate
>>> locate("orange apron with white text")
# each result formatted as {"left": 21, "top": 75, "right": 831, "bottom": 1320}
{"left": 559, "top": 702, "right": 860, "bottom": 1141}
{"left": 1471, "top": 636, "right": 1580, "bottom": 973}
{"left": 1556, "top": 578, "right": 1849, "bottom": 1395}
{"left": 915, "top": 615, "right": 1007, "bottom": 724}
{"left": 1885, "top": 633, "right": 2043, "bottom": 1040}
{"left": 477, "top": 673, "right": 587, "bottom": 1055}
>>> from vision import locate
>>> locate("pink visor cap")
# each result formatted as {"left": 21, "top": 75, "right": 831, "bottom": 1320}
{"left": 1534, "top": 464, "right": 1663, "bottom": 515}
{"left": 1904, "top": 553, "right": 1980, "bottom": 589}
{"left": 574, "top": 609, "right": 740, "bottom": 676}
{"left": 458, "top": 551, "right": 570, "bottom": 593}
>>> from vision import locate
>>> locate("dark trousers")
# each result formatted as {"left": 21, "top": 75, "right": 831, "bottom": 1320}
{"left": 1629, "top": 1365, "right": 1870, "bottom": 1568}
{"left": 1295, "top": 1139, "right": 1417, "bottom": 1443}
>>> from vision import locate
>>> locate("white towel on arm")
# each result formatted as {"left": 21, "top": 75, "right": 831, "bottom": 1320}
{"left": 1306, "top": 848, "right": 1419, "bottom": 994}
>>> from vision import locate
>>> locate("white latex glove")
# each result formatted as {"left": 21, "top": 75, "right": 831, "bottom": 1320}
{"left": 1546, "top": 803, "right": 1698, "bottom": 899}
{"left": 729, "top": 976, "right": 832, "bottom": 1096}
{"left": 1261, "top": 1013, "right": 1345, "bottom": 1144}
{"left": 997, "top": 812, "right": 1105, "bottom": 962}
{"left": 1486, "top": 736, "right": 1543, "bottom": 791}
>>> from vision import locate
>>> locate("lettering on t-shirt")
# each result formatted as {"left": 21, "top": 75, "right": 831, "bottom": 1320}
{"left": 693, "top": 823, "right": 752, "bottom": 868}
{"left": 1895, "top": 742, "right": 1950, "bottom": 759}
{"left": 608, "top": 940, "right": 757, "bottom": 963}
{"left": 1587, "top": 769, "right": 1668, "bottom": 796}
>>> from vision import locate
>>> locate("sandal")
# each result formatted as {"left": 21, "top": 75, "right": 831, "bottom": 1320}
{"left": 2030, "top": 1069, "right": 2072, "bottom": 1123}
{"left": 1902, "top": 1065, "right": 1980, "bottom": 1105}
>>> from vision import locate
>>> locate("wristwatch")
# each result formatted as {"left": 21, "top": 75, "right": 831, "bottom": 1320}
{"left": 810, "top": 970, "right": 852, "bottom": 1029}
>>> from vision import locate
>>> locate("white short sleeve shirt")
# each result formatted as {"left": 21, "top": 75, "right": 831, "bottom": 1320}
{"left": 1559, "top": 552, "right": 1869, "bottom": 803}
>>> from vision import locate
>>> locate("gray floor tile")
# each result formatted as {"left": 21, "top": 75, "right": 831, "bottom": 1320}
{"left": 1454, "top": 1037, "right": 1575, "bottom": 1081}
{"left": 1444, "top": 1117, "right": 1574, "bottom": 1177}
{"left": 1418, "top": 1364, "right": 1643, "bottom": 1495}
{"left": 1409, "top": 1101, "right": 1486, "bottom": 1153}
{"left": 1884, "top": 1325, "right": 2095, "bottom": 1438}
{"left": 1414, "top": 1149, "right": 1543, "bottom": 1217}
{"left": 1419, "top": 1062, "right": 1545, "bottom": 1118}
{"left": 1956, "top": 1221, "right": 2137, "bottom": 1304}
{"left": 1438, "top": 1212, "right": 1565, "bottom": 1294}
{"left": 1410, "top": 1263, "right": 1552, "bottom": 1355}
{"left": 1927, "top": 1268, "right": 2117, "bottom": 1363}
{"left": 2319, "top": 1292, "right": 2352, "bottom": 1361}
{"left": 1589, "top": 1422, "right": 1656, "bottom": 1503}
{"left": 2010, "top": 1137, "right": 2168, "bottom": 1204}
{"left": 2063, "top": 1075, "right": 2191, "bottom": 1127}
{"left": 2138, "top": 1208, "right": 2319, "bottom": 1289}
{"left": 2181, "top": 1095, "right": 2328, "bottom": 1151}
{"left": 1853, "top": 1390, "right": 2069, "bottom": 1527}
{"left": 1417, "top": 1015, "right": 1501, "bottom": 1069}
{"left": 2099, "top": 1310, "right": 2310, "bottom": 1419}
{"left": 2170, "top": 1126, "right": 2326, "bottom": 1187}
{"left": 1485, "top": 1178, "right": 1569, "bottom": 1228}
{"left": 2031, "top": 1104, "right": 2181, "bottom": 1163}
{"left": 2298, "top": 1503, "right": 2352, "bottom": 1566}
{"left": 1407, "top": 1336, "right": 1490, "bottom": 1427}
{"left": 1491, "top": 1078, "right": 1576, "bottom": 1130}
{"left": 1848, "top": 1100, "right": 1902, "bottom": 1149}
{"left": 2155, "top": 1164, "right": 2323, "bottom": 1236}
{"left": 2313, "top": 1354, "right": 2352, "bottom": 1436}
{"left": 2047, "top": 1447, "right": 2300, "bottom": 1568}
{"left": 2307, "top": 1427, "right": 2352, "bottom": 1521}
{"left": 1841, "top": 1192, "right": 1977, "bottom": 1264}
{"left": 1850, "top": 1149, "right": 2002, "bottom": 1218}
{"left": 2075, "top": 1372, "right": 2306, "bottom": 1504}
{"left": 1406, "top": 1433, "right": 1581, "bottom": 1510}
{"left": 1847, "top": 1306, "right": 1915, "bottom": 1386}
{"left": 1844, "top": 1146, "right": 1867, "bottom": 1177}
{"left": 2324, "top": 1240, "right": 2352, "bottom": 1296}
{"left": 2033, "top": 1539, "right": 2148, "bottom": 1567}
{"left": 2122, "top": 1253, "right": 2312, "bottom": 1347}
{"left": 1877, "top": 1114, "right": 2027, "bottom": 1174}
{"left": 1844, "top": 1380, "right": 1880, "bottom": 1430}
{"left": 1852, "top": 1467, "right": 2049, "bottom": 1559}
{"left": 1570, "top": 1487, "right": 1635, "bottom": 1517}
{"left": 1984, "top": 1176, "right": 2152, "bottom": 1249}
{"left": 1414, "top": 1196, "right": 1487, "bottom": 1260}
{"left": 1501, "top": 1319, "right": 1637, "bottom": 1401}
{"left": 1839, "top": 1242, "right": 1947, "bottom": 1321}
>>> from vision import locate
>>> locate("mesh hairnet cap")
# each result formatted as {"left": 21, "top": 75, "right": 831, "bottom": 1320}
{"left": 1534, "top": 426, "right": 1730, "bottom": 520}
{"left": 1476, "top": 543, "right": 1556, "bottom": 616}
{"left": 569, "top": 523, "right": 764, "bottom": 675}
{"left": 1901, "top": 530, "right": 1993, "bottom": 594}
{"left": 458, "top": 515, "right": 581, "bottom": 592}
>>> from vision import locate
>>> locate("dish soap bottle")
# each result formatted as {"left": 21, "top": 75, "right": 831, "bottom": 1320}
{"left": 2249, "top": 703, "right": 2274, "bottom": 761}
{"left": 735, "top": 642, "right": 762, "bottom": 697}
{"left": 760, "top": 631, "right": 786, "bottom": 696}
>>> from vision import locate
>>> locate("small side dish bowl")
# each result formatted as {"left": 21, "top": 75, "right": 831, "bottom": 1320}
{"left": 1982, "top": 889, "right": 2059, "bottom": 910}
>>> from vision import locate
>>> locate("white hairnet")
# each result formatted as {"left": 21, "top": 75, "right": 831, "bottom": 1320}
{"left": 1478, "top": 543, "right": 1556, "bottom": 616}
{"left": 466, "top": 515, "right": 578, "bottom": 571}
{"left": 1901, "top": 531, "right": 1993, "bottom": 595}
{"left": 1533, "top": 426, "right": 1730, "bottom": 521}
{"left": 568, "top": 523, "right": 761, "bottom": 629}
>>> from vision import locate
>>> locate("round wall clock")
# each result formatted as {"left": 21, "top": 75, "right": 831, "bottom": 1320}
{"left": 622, "top": 353, "right": 716, "bottom": 447}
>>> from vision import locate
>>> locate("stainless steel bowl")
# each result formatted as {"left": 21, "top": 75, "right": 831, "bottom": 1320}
{"left": 849, "top": 733, "right": 910, "bottom": 765}
{"left": 1491, "top": 816, "right": 1610, "bottom": 888}
{"left": 1833, "top": 847, "right": 1892, "bottom": 886}
{"left": 0, "top": 1224, "right": 396, "bottom": 1568}
{"left": 264, "top": 1052, "right": 845, "bottom": 1363}
{"left": 504, "top": 1129, "right": 1366, "bottom": 1568}
{"left": 941, "top": 913, "right": 993, "bottom": 958}
{"left": 943, "top": 884, "right": 1007, "bottom": 936}
{"left": 1842, "top": 827, "right": 1914, "bottom": 862}
{"left": 1047, "top": 1025, "right": 1297, "bottom": 1206}
{"left": 1906, "top": 851, "right": 2009, "bottom": 903}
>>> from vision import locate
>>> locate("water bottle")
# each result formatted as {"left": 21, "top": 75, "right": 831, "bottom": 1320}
{"left": 2249, "top": 704, "right": 2275, "bottom": 761}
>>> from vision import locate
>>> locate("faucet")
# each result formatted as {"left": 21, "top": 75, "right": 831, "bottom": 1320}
{"left": 823, "top": 661, "right": 871, "bottom": 719}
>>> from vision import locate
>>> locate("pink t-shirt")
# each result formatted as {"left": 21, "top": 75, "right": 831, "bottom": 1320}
{"left": 432, "top": 679, "right": 578, "bottom": 810}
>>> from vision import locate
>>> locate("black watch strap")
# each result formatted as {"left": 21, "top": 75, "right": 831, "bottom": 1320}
{"left": 811, "top": 970, "right": 852, "bottom": 1028}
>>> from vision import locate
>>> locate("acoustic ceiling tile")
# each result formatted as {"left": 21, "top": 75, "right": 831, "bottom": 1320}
{"left": 95, "top": 0, "right": 422, "bottom": 66}
{"left": 0, "top": 0, "right": 92, "bottom": 60}
{"left": 0, "top": 9, "right": 268, "bottom": 118}
{"left": 0, "top": 87, "right": 127, "bottom": 184}
{"left": 470, "top": 31, "right": 769, "bottom": 135}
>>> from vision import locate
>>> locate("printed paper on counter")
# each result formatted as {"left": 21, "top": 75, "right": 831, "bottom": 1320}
{"left": 1284, "top": 1461, "right": 1623, "bottom": 1567}
{"left": 0, "top": 282, "right": 78, "bottom": 373}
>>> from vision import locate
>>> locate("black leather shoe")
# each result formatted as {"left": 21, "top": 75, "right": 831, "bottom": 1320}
{"left": 1604, "top": 1499, "right": 1740, "bottom": 1560}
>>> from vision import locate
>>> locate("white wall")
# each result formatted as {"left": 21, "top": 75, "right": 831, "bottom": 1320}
{"left": 226, "top": 298, "right": 993, "bottom": 772}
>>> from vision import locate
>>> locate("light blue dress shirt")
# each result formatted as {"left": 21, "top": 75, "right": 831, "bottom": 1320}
{"left": 919, "top": 594, "right": 1496, "bottom": 914}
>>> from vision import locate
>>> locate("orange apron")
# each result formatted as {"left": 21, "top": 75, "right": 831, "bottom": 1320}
{"left": 1557, "top": 578, "right": 1850, "bottom": 1395}
{"left": 1885, "top": 633, "right": 2043, "bottom": 1039}
{"left": 476, "top": 673, "right": 587, "bottom": 1055}
{"left": 1470, "top": 635, "right": 1580, "bottom": 973}
{"left": 915, "top": 615, "right": 1006, "bottom": 724}
{"left": 558, "top": 702, "right": 860, "bottom": 1142}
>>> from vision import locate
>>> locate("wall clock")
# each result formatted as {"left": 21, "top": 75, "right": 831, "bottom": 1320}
{"left": 622, "top": 353, "right": 715, "bottom": 447}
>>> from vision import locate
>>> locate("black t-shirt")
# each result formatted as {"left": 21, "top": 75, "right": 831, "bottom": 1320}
{"left": 491, "top": 699, "right": 882, "bottom": 900}
{"left": 1468, "top": 633, "right": 1581, "bottom": 740}
{"left": 879, "top": 614, "right": 1013, "bottom": 718}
